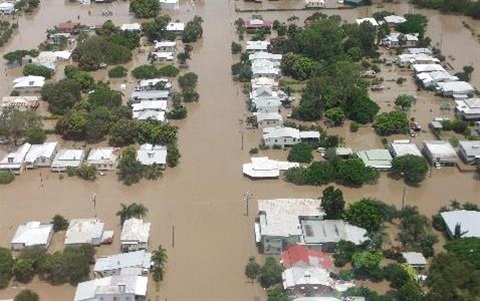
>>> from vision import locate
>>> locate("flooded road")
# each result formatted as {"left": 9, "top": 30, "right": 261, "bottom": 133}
{"left": 0, "top": 0, "right": 479, "bottom": 300}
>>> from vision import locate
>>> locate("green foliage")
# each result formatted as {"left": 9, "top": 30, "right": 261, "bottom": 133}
{"left": 182, "top": 16, "right": 203, "bottom": 43}
{"left": 178, "top": 72, "right": 198, "bottom": 90}
{"left": 321, "top": 186, "right": 345, "bottom": 219}
{"left": 152, "top": 245, "right": 167, "bottom": 282}
{"left": 410, "top": 0, "right": 480, "bottom": 20}
{"left": 334, "top": 240, "right": 357, "bottom": 267}
{"left": 64, "top": 66, "right": 95, "bottom": 92}
{"left": 395, "top": 94, "right": 415, "bottom": 111}
{"left": 336, "top": 157, "right": 380, "bottom": 186}
{"left": 391, "top": 155, "right": 429, "bottom": 186}
{"left": 41, "top": 79, "right": 82, "bottom": 115}
{"left": 108, "top": 66, "right": 128, "bottom": 78}
{"left": 350, "top": 121, "right": 360, "bottom": 132}
{"left": 72, "top": 36, "right": 132, "bottom": 71}
{"left": 141, "top": 15, "right": 172, "bottom": 43}
{"left": 0, "top": 247, "right": 14, "bottom": 288}
{"left": 398, "top": 206, "right": 438, "bottom": 257}
{"left": 298, "top": 18, "right": 345, "bottom": 62}
{"left": 384, "top": 263, "right": 415, "bottom": 289}
{"left": 129, "top": 0, "right": 160, "bottom": 18}
{"left": 117, "top": 146, "right": 144, "bottom": 186}
{"left": 374, "top": 111, "right": 409, "bottom": 136}
{"left": 0, "top": 108, "right": 42, "bottom": 145}
{"left": 259, "top": 257, "right": 283, "bottom": 288}
{"left": 451, "top": 119, "right": 468, "bottom": 134}
{"left": 352, "top": 250, "right": 384, "bottom": 278}
{"left": 76, "top": 165, "right": 98, "bottom": 181}
{"left": 245, "top": 256, "right": 261, "bottom": 280}
{"left": 88, "top": 84, "right": 123, "bottom": 109}
{"left": 444, "top": 238, "right": 480, "bottom": 269}
{"left": 0, "top": 170, "right": 15, "bottom": 185}
{"left": 143, "top": 164, "right": 163, "bottom": 180}
{"left": 51, "top": 214, "right": 69, "bottom": 232}
{"left": 396, "top": 14, "right": 428, "bottom": 38}
{"left": 23, "top": 64, "right": 53, "bottom": 79}
{"left": 158, "top": 65, "right": 179, "bottom": 77}
{"left": 167, "top": 105, "right": 187, "bottom": 119}
{"left": 287, "top": 143, "right": 313, "bottom": 163}
{"left": 3, "top": 49, "right": 35, "bottom": 64}
{"left": 344, "top": 286, "right": 394, "bottom": 301}
{"left": 231, "top": 42, "right": 242, "bottom": 54}
{"left": 346, "top": 198, "right": 392, "bottom": 232}
{"left": 55, "top": 110, "right": 88, "bottom": 140}
{"left": 166, "top": 143, "right": 180, "bottom": 167}
{"left": 136, "top": 119, "right": 178, "bottom": 145}
{"left": 182, "top": 88, "right": 199, "bottom": 102}
{"left": 132, "top": 64, "right": 161, "bottom": 79}
{"left": 14, "top": 289, "right": 39, "bottom": 301}
{"left": 266, "top": 288, "right": 289, "bottom": 301}
{"left": 116, "top": 202, "right": 149, "bottom": 224}
{"left": 109, "top": 119, "right": 137, "bottom": 146}
{"left": 280, "top": 52, "right": 316, "bottom": 80}
{"left": 324, "top": 107, "right": 346, "bottom": 125}
{"left": 13, "top": 259, "right": 35, "bottom": 283}
{"left": 25, "top": 126, "right": 46, "bottom": 144}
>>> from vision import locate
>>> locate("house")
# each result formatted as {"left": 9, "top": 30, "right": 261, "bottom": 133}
{"left": 300, "top": 220, "right": 369, "bottom": 252}
{"left": 131, "top": 90, "right": 169, "bottom": 101}
{"left": 51, "top": 149, "right": 85, "bottom": 172}
{"left": 455, "top": 98, "right": 480, "bottom": 120}
{"left": 255, "top": 199, "right": 324, "bottom": 254}
{"left": 407, "top": 48, "right": 432, "bottom": 55}
{"left": 1, "top": 96, "right": 40, "bottom": 110}
{"left": 245, "top": 19, "right": 272, "bottom": 30}
{"left": 382, "top": 32, "right": 418, "bottom": 48}
{"left": 355, "top": 18, "right": 379, "bottom": 27}
{"left": 74, "top": 275, "right": 148, "bottom": 301}
{"left": 251, "top": 78, "right": 279, "bottom": 91}
{"left": 422, "top": 140, "right": 457, "bottom": 165}
{"left": 436, "top": 81, "right": 474, "bottom": 97}
{"left": 356, "top": 149, "right": 393, "bottom": 169}
{"left": 32, "top": 51, "right": 72, "bottom": 63}
{"left": 263, "top": 127, "right": 301, "bottom": 147}
{"left": 0, "top": 143, "right": 31, "bottom": 174}
{"left": 94, "top": 250, "right": 152, "bottom": 277}
{"left": 151, "top": 52, "right": 174, "bottom": 61}
{"left": 24, "top": 142, "right": 58, "bottom": 168}
{"left": 65, "top": 218, "right": 111, "bottom": 246}
{"left": 120, "top": 23, "right": 141, "bottom": 31}
{"left": 87, "top": 147, "right": 120, "bottom": 171}
{"left": 12, "top": 76, "right": 45, "bottom": 92}
{"left": 132, "top": 101, "right": 168, "bottom": 122}
{"left": 458, "top": 141, "right": 480, "bottom": 164}
{"left": 383, "top": 15, "right": 407, "bottom": 26}
{"left": 120, "top": 218, "right": 151, "bottom": 252}
{"left": 305, "top": 0, "right": 325, "bottom": 8}
{"left": 159, "top": 0, "right": 179, "bottom": 10}
{"left": 154, "top": 41, "right": 176, "bottom": 52}
{"left": 135, "top": 78, "right": 172, "bottom": 91}
{"left": 0, "top": 2, "right": 15, "bottom": 14}
{"left": 243, "top": 157, "right": 299, "bottom": 179}
{"left": 411, "top": 64, "right": 445, "bottom": 74}
{"left": 282, "top": 266, "right": 334, "bottom": 295}
{"left": 136, "top": 144, "right": 167, "bottom": 168}
{"left": 335, "top": 147, "right": 353, "bottom": 158}
{"left": 416, "top": 71, "right": 458, "bottom": 89}
{"left": 249, "top": 51, "right": 282, "bottom": 63}
{"left": 402, "top": 252, "right": 427, "bottom": 268}
{"left": 281, "top": 244, "right": 333, "bottom": 269}
{"left": 251, "top": 97, "right": 282, "bottom": 113}
{"left": 254, "top": 112, "right": 283, "bottom": 128}
{"left": 397, "top": 53, "right": 440, "bottom": 68}
{"left": 57, "top": 21, "right": 80, "bottom": 33}
{"left": 165, "top": 22, "right": 184, "bottom": 32}
{"left": 11, "top": 221, "right": 54, "bottom": 250}
{"left": 251, "top": 61, "right": 281, "bottom": 79}
{"left": 440, "top": 210, "right": 480, "bottom": 238}
{"left": 134, "top": 110, "right": 166, "bottom": 121}
{"left": 246, "top": 41, "right": 270, "bottom": 53}
{"left": 389, "top": 140, "right": 422, "bottom": 158}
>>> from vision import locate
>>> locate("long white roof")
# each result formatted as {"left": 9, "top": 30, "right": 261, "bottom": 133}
{"left": 243, "top": 157, "right": 299, "bottom": 178}
{"left": 11, "top": 221, "right": 53, "bottom": 247}
{"left": 411, "top": 64, "right": 445, "bottom": 73}
{"left": 94, "top": 250, "right": 152, "bottom": 273}
{"left": 440, "top": 210, "right": 480, "bottom": 238}
{"left": 166, "top": 22, "right": 184, "bottom": 31}
{"left": 423, "top": 140, "right": 457, "bottom": 159}
{"left": 120, "top": 23, "right": 141, "bottom": 31}
{"left": 13, "top": 76, "right": 45, "bottom": 89}
{"left": 263, "top": 127, "right": 300, "bottom": 140}
{"left": 25, "top": 142, "right": 58, "bottom": 164}
{"left": 74, "top": 275, "right": 148, "bottom": 301}
{"left": 389, "top": 141, "right": 422, "bottom": 157}
{"left": 0, "top": 143, "right": 31, "bottom": 166}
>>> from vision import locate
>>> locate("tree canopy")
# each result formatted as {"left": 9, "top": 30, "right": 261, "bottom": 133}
{"left": 391, "top": 155, "right": 429, "bottom": 186}
{"left": 129, "top": 0, "right": 161, "bottom": 18}
{"left": 321, "top": 186, "right": 345, "bottom": 219}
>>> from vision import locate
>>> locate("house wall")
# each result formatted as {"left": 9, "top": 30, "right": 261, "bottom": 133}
{"left": 458, "top": 147, "right": 479, "bottom": 164}
{"left": 455, "top": 108, "right": 480, "bottom": 121}
{"left": 262, "top": 236, "right": 283, "bottom": 255}
{"left": 255, "top": 105, "right": 279, "bottom": 114}
{"left": 263, "top": 137, "right": 300, "bottom": 148}
{"left": 95, "top": 292, "right": 138, "bottom": 301}
{"left": 121, "top": 242, "right": 148, "bottom": 252}
{"left": 11, "top": 243, "right": 26, "bottom": 251}
{"left": 90, "top": 161, "right": 117, "bottom": 171}
{"left": 258, "top": 119, "right": 282, "bottom": 128}
{"left": 286, "top": 284, "right": 332, "bottom": 296}
{"left": 0, "top": 164, "right": 23, "bottom": 175}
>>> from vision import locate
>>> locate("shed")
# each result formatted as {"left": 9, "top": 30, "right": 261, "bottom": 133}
{"left": 402, "top": 252, "right": 427, "bottom": 268}
{"left": 422, "top": 141, "right": 457, "bottom": 165}
{"left": 356, "top": 149, "right": 393, "bottom": 169}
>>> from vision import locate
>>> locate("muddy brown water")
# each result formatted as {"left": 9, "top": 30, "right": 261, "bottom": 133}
{"left": 0, "top": 0, "right": 479, "bottom": 300}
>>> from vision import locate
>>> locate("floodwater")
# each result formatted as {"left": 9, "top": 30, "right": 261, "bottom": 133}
{"left": 0, "top": 0, "right": 479, "bottom": 300}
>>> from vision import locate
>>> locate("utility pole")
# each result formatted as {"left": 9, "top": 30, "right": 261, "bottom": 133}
{"left": 401, "top": 186, "right": 406, "bottom": 210}
{"left": 244, "top": 189, "right": 252, "bottom": 216}
{"left": 241, "top": 130, "right": 244, "bottom": 150}
{"left": 172, "top": 226, "right": 175, "bottom": 248}
{"left": 92, "top": 193, "right": 97, "bottom": 218}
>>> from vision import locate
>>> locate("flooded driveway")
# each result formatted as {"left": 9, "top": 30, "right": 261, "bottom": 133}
{"left": 0, "top": 1, "right": 479, "bottom": 300}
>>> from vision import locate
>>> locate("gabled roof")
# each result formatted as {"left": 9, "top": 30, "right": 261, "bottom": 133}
{"left": 74, "top": 275, "right": 148, "bottom": 301}
{"left": 120, "top": 218, "right": 151, "bottom": 243}
{"left": 459, "top": 140, "right": 480, "bottom": 157}
{"left": 384, "top": 15, "right": 407, "bottom": 24}
{"left": 166, "top": 22, "right": 184, "bottom": 31}
{"left": 94, "top": 250, "right": 152, "bottom": 272}
{"left": 120, "top": 23, "right": 141, "bottom": 31}
{"left": 263, "top": 127, "right": 300, "bottom": 140}
{"left": 13, "top": 76, "right": 45, "bottom": 89}
{"left": 441, "top": 210, "right": 480, "bottom": 238}
{"left": 402, "top": 252, "right": 427, "bottom": 266}
{"left": 25, "top": 142, "right": 58, "bottom": 164}
{"left": 0, "top": 143, "right": 31, "bottom": 166}
{"left": 281, "top": 244, "right": 333, "bottom": 269}
{"left": 87, "top": 147, "right": 120, "bottom": 163}
{"left": 355, "top": 18, "right": 379, "bottom": 26}
{"left": 65, "top": 219, "right": 105, "bottom": 245}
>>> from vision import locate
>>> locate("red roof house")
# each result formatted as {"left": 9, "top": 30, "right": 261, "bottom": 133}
{"left": 281, "top": 244, "right": 333, "bottom": 269}
{"left": 245, "top": 19, "right": 272, "bottom": 29}
{"left": 58, "top": 21, "right": 80, "bottom": 33}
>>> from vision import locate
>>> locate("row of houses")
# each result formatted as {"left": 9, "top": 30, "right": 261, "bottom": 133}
{"left": 131, "top": 78, "right": 172, "bottom": 122}
{"left": 0, "top": 143, "right": 169, "bottom": 174}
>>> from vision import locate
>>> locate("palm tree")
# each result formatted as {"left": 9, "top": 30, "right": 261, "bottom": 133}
{"left": 152, "top": 245, "right": 168, "bottom": 282}
{"left": 116, "top": 203, "right": 149, "bottom": 225}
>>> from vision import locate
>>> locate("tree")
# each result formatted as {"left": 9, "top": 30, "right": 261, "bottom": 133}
{"left": 109, "top": 119, "right": 137, "bottom": 146}
{"left": 397, "top": 206, "right": 438, "bottom": 257}
{"left": 0, "top": 109, "right": 42, "bottom": 145}
{"left": 108, "top": 65, "right": 128, "bottom": 78}
{"left": 0, "top": 171, "right": 15, "bottom": 185}
{"left": 64, "top": 66, "right": 95, "bottom": 92}
{"left": 176, "top": 52, "right": 189, "bottom": 65}
{"left": 157, "top": 65, "right": 179, "bottom": 77}
{"left": 245, "top": 256, "right": 261, "bottom": 281}
{"left": 182, "top": 88, "right": 200, "bottom": 102}
{"left": 152, "top": 245, "right": 167, "bottom": 282}
{"left": 116, "top": 203, "right": 148, "bottom": 224}
{"left": 321, "top": 186, "right": 345, "bottom": 219}
{"left": 117, "top": 146, "right": 144, "bottom": 186}
{"left": 324, "top": 107, "right": 346, "bottom": 125}
{"left": 337, "top": 157, "right": 379, "bottom": 187}
{"left": 13, "top": 259, "right": 35, "bottom": 283}
{"left": 266, "top": 288, "right": 289, "bottom": 301}
{"left": 396, "top": 14, "right": 428, "bottom": 38}
{"left": 182, "top": 16, "right": 203, "bottom": 43}
{"left": 51, "top": 214, "right": 69, "bottom": 232}
{"left": 259, "top": 257, "right": 283, "bottom": 288}
{"left": 444, "top": 238, "right": 480, "bottom": 269}
{"left": 280, "top": 52, "right": 316, "bottom": 80}
{"left": 41, "top": 79, "right": 82, "bottom": 115}
{"left": 231, "top": 42, "right": 242, "bottom": 54}
{"left": 55, "top": 110, "right": 88, "bottom": 141}
{"left": 23, "top": 64, "right": 53, "bottom": 79}
{"left": 178, "top": 72, "right": 198, "bottom": 90}
{"left": 287, "top": 143, "right": 313, "bottom": 163}
{"left": 135, "top": 120, "right": 178, "bottom": 145}
{"left": 391, "top": 155, "right": 429, "bottom": 186}
{"left": 14, "top": 290, "right": 39, "bottom": 301}
{"left": 398, "top": 281, "right": 423, "bottom": 301}
{"left": 352, "top": 250, "right": 384, "bottom": 278}
{"left": 333, "top": 240, "right": 356, "bottom": 267}
{"left": 76, "top": 165, "right": 98, "bottom": 181}
{"left": 345, "top": 198, "right": 389, "bottom": 232}
{"left": 25, "top": 126, "right": 46, "bottom": 144}
{"left": 72, "top": 36, "right": 132, "bottom": 71}
{"left": 375, "top": 111, "right": 409, "bottom": 136}
{"left": 166, "top": 143, "right": 180, "bottom": 167}
{"left": 383, "top": 263, "right": 414, "bottom": 289}
{"left": 298, "top": 18, "right": 345, "bottom": 62}
{"left": 129, "top": 0, "right": 160, "bottom": 18}
{"left": 0, "top": 247, "right": 14, "bottom": 288}
{"left": 395, "top": 95, "right": 415, "bottom": 111}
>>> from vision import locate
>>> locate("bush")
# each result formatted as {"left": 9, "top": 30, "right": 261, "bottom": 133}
{"left": 287, "top": 143, "right": 313, "bottom": 163}
{"left": 231, "top": 42, "right": 242, "bottom": 54}
{"left": 157, "top": 65, "right": 179, "bottom": 77}
{"left": 259, "top": 257, "right": 283, "bottom": 288}
{"left": 167, "top": 106, "right": 187, "bottom": 119}
{"left": 178, "top": 72, "right": 198, "bottom": 90}
{"left": 350, "top": 121, "right": 360, "bottom": 132}
{"left": 0, "top": 247, "right": 14, "bottom": 288}
{"left": 129, "top": 0, "right": 160, "bottom": 18}
{"left": 14, "top": 289, "right": 39, "bottom": 301}
{"left": 166, "top": 143, "right": 180, "bottom": 167}
{"left": 51, "top": 214, "right": 69, "bottom": 232}
{"left": 451, "top": 119, "right": 468, "bottom": 134}
{"left": 334, "top": 240, "right": 357, "bottom": 267}
{"left": 444, "top": 238, "right": 480, "bottom": 269}
{"left": 391, "top": 155, "right": 429, "bottom": 186}
{"left": 108, "top": 66, "right": 128, "bottom": 78}
{"left": 13, "top": 259, "right": 35, "bottom": 283}
{"left": 182, "top": 88, "right": 199, "bottom": 102}
{"left": 144, "top": 164, "right": 163, "bottom": 180}
{"left": 0, "top": 170, "right": 15, "bottom": 184}
{"left": 117, "top": 146, "right": 144, "bottom": 185}
{"left": 26, "top": 126, "right": 47, "bottom": 144}
{"left": 374, "top": 111, "right": 409, "bottom": 136}
{"left": 249, "top": 147, "right": 259, "bottom": 155}
{"left": 76, "top": 165, "right": 98, "bottom": 181}
{"left": 131, "top": 64, "right": 160, "bottom": 79}
{"left": 23, "top": 64, "right": 53, "bottom": 79}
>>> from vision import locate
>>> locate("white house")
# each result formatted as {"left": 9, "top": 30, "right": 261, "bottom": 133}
{"left": 120, "top": 23, "right": 141, "bottom": 31}
{"left": 87, "top": 147, "right": 120, "bottom": 171}
{"left": 402, "top": 252, "right": 427, "bottom": 268}
{"left": 263, "top": 127, "right": 301, "bottom": 148}
{"left": 382, "top": 32, "right": 418, "bottom": 48}
{"left": 440, "top": 210, "right": 480, "bottom": 238}
{"left": 458, "top": 141, "right": 480, "bottom": 164}
{"left": 154, "top": 41, "right": 176, "bottom": 52}
{"left": 255, "top": 198, "right": 324, "bottom": 254}
{"left": 249, "top": 51, "right": 282, "bottom": 63}
{"left": 0, "top": 143, "right": 31, "bottom": 174}
{"left": 51, "top": 149, "right": 85, "bottom": 172}
{"left": 455, "top": 98, "right": 480, "bottom": 120}
{"left": 254, "top": 112, "right": 283, "bottom": 128}
{"left": 355, "top": 18, "right": 379, "bottom": 26}
{"left": 389, "top": 140, "right": 422, "bottom": 158}
{"left": 65, "top": 219, "right": 108, "bottom": 246}
{"left": 165, "top": 22, "right": 184, "bottom": 32}
{"left": 12, "top": 76, "right": 45, "bottom": 92}
{"left": 159, "top": 0, "right": 179, "bottom": 10}
{"left": 0, "top": 2, "right": 15, "bottom": 15}
{"left": 436, "top": 81, "right": 474, "bottom": 97}
{"left": 136, "top": 144, "right": 167, "bottom": 168}
{"left": 422, "top": 140, "right": 457, "bottom": 165}
{"left": 94, "top": 250, "right": 152, "bottom": 277}
{"left": 251, "top": 78, "right": 279, "bottom": 91}
{"left": 24, "top": 142, "right": 58, "bottom": 168}
{"left": 74, "top": 275, "right": 148, "bottom": 301}
{"left": 251, "top": 58, "right": 281, "bottom": 79}
{"left": 416, "top": 71, "right": 458, "bottom": 89}
{"left": 151, "top": 51, "right": 174, "bottom": 61}
{"left": 135, "top": 78, "right": 172, "bottom": 91}
{"left": 282, "top": 266, "right": 355, "bottom": 295}
{"left": 135, "top": 110, "right": 166, "bottom": 121}
{"left": 251, "top": 97, "right": 282, "bottom": 113}
{"left": 11, "top": 221, "right": 54, "bottom": 250}
{"left": 356, "top": 149, "right": 393, "bottom": 169}
{"left": 132, "top": 101, "right": 168, "bottom": 122}
{"left": 397, "top": 53, "right": 440, "bottom": 68}
{"left": 383, "top": 15, "right": 407, "bottom": 26}
{"left": 131, "top": 90, "right": 169, "bottom": 101}
{"left": 411, "top": 64, "right": 445, "bottom": 74}
{"left": 120, "top": 218, "right": 151, "bottom": 252}
{"left": 243, "top": 157, "right": 299, "bottom": 179}
{"left": 246, "top": 41, "right": 270, "bottom": 53}
{"left": 408, "top": 48, "right": 432, "bottom": 55}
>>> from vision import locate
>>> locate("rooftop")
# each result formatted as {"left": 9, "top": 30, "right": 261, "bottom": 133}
{"left": 136, "top": 144, "right": 167, "bottom": 165}
{"left": 263, "top": 127, "right": 300, "bottom": 140}
{"left": 166, "top": 22, "right": 184, "bottom": 31}
{"left": 384, "top": 15, "right": 407, "bottom": 24}
{"left": 65, "top": 219, "right": 105, "bottom": 245}
{"left": 355, "top": 18, "right": 379, "bottom": 26}
{"left": 458, "top": 141, "right": 480, "bottom": 157}
{"left": 281, "top": 244, "right": 333, "bottom": 269}
{"left": 243, "top": 157, "right": 298, "bottom": 178}
{"left": 301, "top": 220, "right": 368, "bottom": 245}
{"left": 87, "top": 147, "right": 120, "bottom": 162}
{"left": 11, "top": 221, "right": 53, "bottom": 247}
{"left": 423, "top": 141, "right": 457, "bottom": 160}
{"left": 25, "top": 142, "right": 58, "bottom": 164}
{"left": 121, "top": 218, "right": 151, "bottom": 243}
{"left": 254, "top": 112, "right": 283, "bottom": 122}
{"left": 402, "top": 252, "right": 427, "bottom": 266}
{"left": 0, "top": 143, "right": 31, "bottom": 166}
{"left": 389, "top": 141, "right": 422, "bottom": 157}
{"left": 120, "top": 23, "right": 141, "bottom": 31}
{"left": 357, "top": 149, "right": 393, "bottom": 169}
{"left": 74, "top": 275, "right": 148, "bottom": 301}
{"left": 94, "top": 250, "right": 152, "bottom": 273}
{"left": 12, "top": 76, "right": 45, "bottom": 89}
{"left": 440, "top": 210, "right": 480, "bottom": 238}
{"left": 411, "top": 64, "right": 445, "bottom": 73}
{"left": 131, "top": 90, "right": 169, "bottom": 100}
